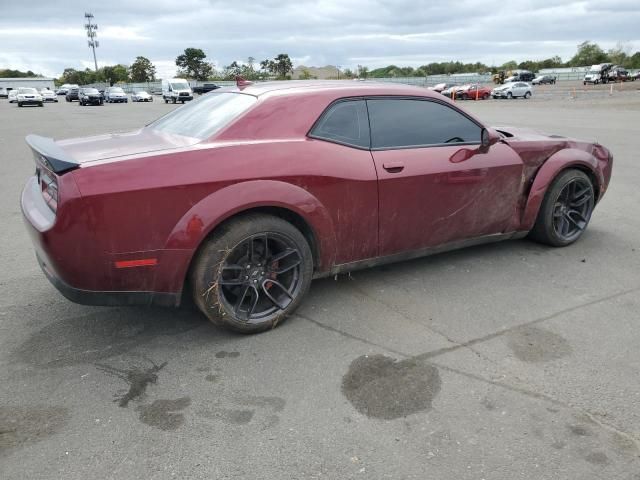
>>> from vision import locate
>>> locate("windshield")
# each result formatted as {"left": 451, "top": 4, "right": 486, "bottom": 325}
{"left": 110, "top": 88, "right": 124, "bottom": 93}
{"left": 588, "top": 69, "right": 600, "bottom": 74}
{"left": 84, "top": 88, "right": 99, "bottom": 94}
{"left": 149, "top": 92, "right": 256, "bottom": 140}
{"left": 134, "top": 89, "right": 146, "bottom": 94}
{"left": 170, "top": 82, "right": 190, "bottom": 91}
{"left": 18, "top": 88, "right": 38, "bottom": 94}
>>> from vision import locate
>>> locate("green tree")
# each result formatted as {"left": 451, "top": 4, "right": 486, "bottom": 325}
{"left": 0, "top": 69, "right": 41, "bottom": 78}
{"left": 608, "top": 43, "right": 629, "bottom": 66}
{"left": 59, "top": 67, "right": 98, "bottom": 85}
{"left": 569, "top": 41, "right": 609, "bottom": 66}
{"left": 176, "top": 48, "right": 213, "bottom": 80}
{"left": 223, "top": 61, "right": 243, "bottom": 80}
{"left": 357, "top": 65, "right": 369, "bottom": 79}
{"left": 262, "top": 54, "right": 293, "bottom": 79}
{"left": 100, "top": 64, "right": 129, "bottom": 85}
{"left": 129, "top": 56, "right": 156, "bottom": 82}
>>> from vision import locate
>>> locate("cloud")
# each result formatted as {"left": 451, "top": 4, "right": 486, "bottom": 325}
{"left": 0, "top": 0, "right": 638, "bottom": 77}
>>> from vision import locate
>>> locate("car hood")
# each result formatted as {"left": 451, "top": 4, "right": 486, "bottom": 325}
{"left": 57, "top": 128, "right": 199, "bottom": 163}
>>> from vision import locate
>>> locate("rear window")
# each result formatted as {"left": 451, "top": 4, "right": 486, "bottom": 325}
{"left": 310, "top": 100, "right": 370, "bottom": 148}
{"left": 149, "top": 92, "right": 256, "bottom": 140}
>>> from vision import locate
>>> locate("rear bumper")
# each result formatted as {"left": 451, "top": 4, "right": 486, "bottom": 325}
{"left": 22, "top": 175, "right": 184, "bottom": 308}
{"left": 36, "top": 252, "right": 179, "bottom": 307}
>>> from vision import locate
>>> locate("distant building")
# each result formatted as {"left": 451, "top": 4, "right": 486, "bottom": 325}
{"left": 0, "top": 77, "right": 55, "bottom": 90}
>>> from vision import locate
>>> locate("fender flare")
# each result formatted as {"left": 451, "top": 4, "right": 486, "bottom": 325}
{"left": 163, "top": 179, "right": 337, "bottom": 281}
{"left": 520, "top": 148, "right": 604, "bottom": 231}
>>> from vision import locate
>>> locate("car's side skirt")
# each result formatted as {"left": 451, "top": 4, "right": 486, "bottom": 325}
{"left": 314, "top": 231, "right": 528, "bottom": 279}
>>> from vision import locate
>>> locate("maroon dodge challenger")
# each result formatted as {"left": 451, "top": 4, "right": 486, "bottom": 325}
{"left": 21, "top": 81, "right": 613, "bottom": 333}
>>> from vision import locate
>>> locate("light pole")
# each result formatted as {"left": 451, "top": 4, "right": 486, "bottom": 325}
{"left": 84, "top": 13, "right": 99, "bottom": 72}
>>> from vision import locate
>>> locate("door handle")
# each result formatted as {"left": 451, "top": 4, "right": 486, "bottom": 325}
{"left": 383, "top": 161, "right": 404, "bottom": 173}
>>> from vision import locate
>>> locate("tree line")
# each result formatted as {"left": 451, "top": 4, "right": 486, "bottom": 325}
{"left": 365, "top": 42, "right": 640, "bottom": 78}
{"left": 15, "top": 40, "right": 640, "bottom": 86}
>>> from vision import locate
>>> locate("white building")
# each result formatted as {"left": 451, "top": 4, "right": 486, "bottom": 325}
{"left": 0, "top": 77, "right": 56, "bottom": 90}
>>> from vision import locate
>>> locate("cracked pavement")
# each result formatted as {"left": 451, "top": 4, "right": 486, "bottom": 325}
{"left": 1, "top": 93, "right": 639, "bottom": 479}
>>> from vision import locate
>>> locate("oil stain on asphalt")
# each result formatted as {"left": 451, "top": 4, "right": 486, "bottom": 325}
{"left": 136, "top": 397, "right": 192, "bottom": 431}
{"left": 342, "top": 354, "right": 441, "bottom": 420}
{"left": 96, "top": 360, "right": 167, "bottom": 407}
{"left": 506, "top": 326, "right": 572, "bottom": 362}
{"left": 0, "top": 406, "right": 69, "bottom": 454}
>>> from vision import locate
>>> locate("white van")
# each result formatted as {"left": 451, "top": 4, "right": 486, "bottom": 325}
{"left": 162, "top": 78, "right": 193, "bottom": 104}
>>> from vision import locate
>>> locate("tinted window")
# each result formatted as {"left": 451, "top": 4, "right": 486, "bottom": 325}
{"left": 367, "top": 99, "right": 482, "bottom": 149}
{"left": 311, "top": 100, "right": 369, "bottom": 148}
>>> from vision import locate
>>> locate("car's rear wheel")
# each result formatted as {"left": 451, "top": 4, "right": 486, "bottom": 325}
{"left": 191, "top": 214, "right": 313, "bottom": 333}
{"left": 482, "top": 93, "right": 489, "bottom": 100}
{"left": 524, "top": 91, "right": 531, "bottom": 99}
{"left": 529, "top": 169, "right": 595, "bottom": 247}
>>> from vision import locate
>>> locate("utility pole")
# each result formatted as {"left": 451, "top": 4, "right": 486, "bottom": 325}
{"left": 84, "top": 13, "right": 99, "bottom": 72}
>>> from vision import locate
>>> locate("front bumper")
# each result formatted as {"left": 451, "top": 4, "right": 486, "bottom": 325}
{"left": 18, "top": 98, "right": 42, "bottom": 104}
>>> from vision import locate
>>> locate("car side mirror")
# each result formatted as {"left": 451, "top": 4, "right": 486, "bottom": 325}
{"left": 481, "top": 128, "right": 500, "bottom": 148}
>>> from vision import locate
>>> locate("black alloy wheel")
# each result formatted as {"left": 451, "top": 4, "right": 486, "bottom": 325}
{"left": 551, "top": 177, "right": 593, "bottom": 242}
{"left": 529, "top": 169, "right": 595, "bottom": 247}
{"left": 217, "top": 233, "right": 304, "bottom": 323}
{"left": 191, "top": 214, "right": 313, "bottom": 333}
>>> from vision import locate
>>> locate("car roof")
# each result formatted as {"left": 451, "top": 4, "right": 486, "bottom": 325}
{"left": 220, "top": 80, "right": 442, "bottom": 100}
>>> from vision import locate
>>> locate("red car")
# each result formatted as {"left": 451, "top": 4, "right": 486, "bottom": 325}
{"left": 456, "top": 84, "right": 492, "bottom": 100}
{"left": 21, "top": 81, "right": 613, "bottom": 333}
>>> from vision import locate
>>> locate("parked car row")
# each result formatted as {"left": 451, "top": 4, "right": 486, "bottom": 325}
{"left": 59, "top": 86, "right": 158, "bottom": 105}
{"left": 429, "top": 82, "right": 532, "bottom": 100}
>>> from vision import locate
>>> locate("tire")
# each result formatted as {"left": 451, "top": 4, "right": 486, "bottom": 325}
{"left": 482, "top": 93, "right": 489, "bottom": 100}
{"left": 191, "top": 214, "right": 314, "bottom": 334}
{"left": 18, "top": 102, "right": 22, "bottom": 107}
{"left": 528, "top": 169, "right": 595, "bottom": 247}
{"left": 507, "top": 92, "right": 513, "bottom": 99}
{"left": 164, "top": 97, "right": 168, "bottom": 104}
{"left": 39, "top": 102, "right": 43, "bottom": 107}
{"left": 524, "top": 91, "right": 531, "bottom": 99}
{"left": 462, "top": 93, "right": 469, "bottom": 100}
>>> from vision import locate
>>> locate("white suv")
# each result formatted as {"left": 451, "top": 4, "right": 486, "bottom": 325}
{"left": 492, "top": 82, "right": 532, "bottom": 99}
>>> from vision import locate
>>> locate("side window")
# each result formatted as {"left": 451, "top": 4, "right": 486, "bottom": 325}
{"left": 310, "top": 100, "right": 370, "bottom": 148}
{"left": 367, "top": 99, "right": 482, "bottom": 149}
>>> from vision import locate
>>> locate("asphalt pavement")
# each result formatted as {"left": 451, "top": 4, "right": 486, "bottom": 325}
{"left": 1, "top": 90, "right": 639, "bottom": 479}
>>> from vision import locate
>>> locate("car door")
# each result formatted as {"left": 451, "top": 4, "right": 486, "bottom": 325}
{"left": 367, "top": 97, "right": 524, "bottom": 256}
{"left": 516, "top": 82, "right": 527, "bottom": 96}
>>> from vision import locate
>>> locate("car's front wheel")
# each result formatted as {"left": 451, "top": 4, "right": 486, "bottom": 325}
{"left": 529, "top": 169, "right": 595, "bottom": 247}
{"left": 507, "top": 92, "right": 513, "bottom": 99}
{"left": 191, "top": 214, "right": 314, "bottom": 333}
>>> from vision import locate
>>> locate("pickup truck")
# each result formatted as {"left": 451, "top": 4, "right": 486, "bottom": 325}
{"left": 192, "top": 83, "right": 221, "bottom": 95}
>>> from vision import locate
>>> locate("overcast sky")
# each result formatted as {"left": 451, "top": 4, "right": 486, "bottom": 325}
{"left": 1, "top": 0, "right": 638, "bottom": 78}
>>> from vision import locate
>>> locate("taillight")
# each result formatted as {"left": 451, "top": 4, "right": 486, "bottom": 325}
{"left": 37, "top": 166, "right": 58, "bottom": 212}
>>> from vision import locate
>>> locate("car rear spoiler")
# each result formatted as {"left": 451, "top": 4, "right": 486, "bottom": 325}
{"left": 25, "top": 134, "right": 79, "bottom": 174}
